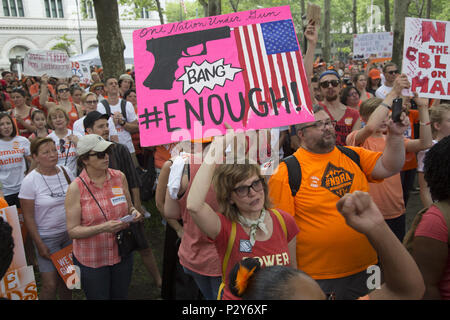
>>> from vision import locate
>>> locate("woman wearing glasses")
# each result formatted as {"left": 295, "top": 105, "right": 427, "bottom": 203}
{"left": 186, "top": 129, "right": 299, "bottom": 300}
{"left": 65, "top": 134, "right": 141, "bottom": 300}
{"left": 47, "top": 107, "right": 81, "bottom": 176}
{"left": 0, "top": 112, "right": 31, "bottom": 208}
{"left": 73, "top": 93, "right": 118, "bottom": 142}
{"left": 39, "top": 74, "right": 82, "bottom": 129}
{"left": 19, "top": 137, "right": 75, "bottom": 300}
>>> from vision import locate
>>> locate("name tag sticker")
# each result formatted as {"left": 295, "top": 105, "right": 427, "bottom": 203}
{"left": 111, "top": 195, "right": 126, "bottom": 206}
{"left": 112, "top": 187, "right": 123, "bottom": 195}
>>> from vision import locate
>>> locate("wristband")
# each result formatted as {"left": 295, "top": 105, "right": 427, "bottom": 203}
{"left": 380, "top": 102, "right": 391, "bottom": 110}
{"left": 419, "top": 121, "right": 430, "bottom": 126}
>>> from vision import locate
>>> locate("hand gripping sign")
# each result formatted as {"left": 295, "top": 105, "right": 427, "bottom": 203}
{"left": 133, "top": 6, "right": 314, "bottom": 147}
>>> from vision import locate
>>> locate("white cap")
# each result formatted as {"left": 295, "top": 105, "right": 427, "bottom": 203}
{"left": 76, "top": 134, "right": 113, "bottom": 156}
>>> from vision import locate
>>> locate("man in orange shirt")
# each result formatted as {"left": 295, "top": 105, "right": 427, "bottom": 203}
{"left": 268, "top": 104, "right": 410, "bottom": 299}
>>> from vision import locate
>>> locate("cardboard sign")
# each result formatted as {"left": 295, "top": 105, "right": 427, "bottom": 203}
{"left": 402, "top": 18, "right": 449, "bottom": 99}
{"left": 23, "top": 49, "right": 72, "bottom": 79}
{"left": 71, "top": 61, "right": 91, "bottom": 85}
{"left": 133, "top": 6, "right": 314, "bottom": 147}
{"left": 353, "top": 32, "right": 393, "bottom": 60}
{"left": 50, "top": 244, "right": 80, "bottom": 289}
{"left": 0, "top": 206, "right": 38, "bottom": 300}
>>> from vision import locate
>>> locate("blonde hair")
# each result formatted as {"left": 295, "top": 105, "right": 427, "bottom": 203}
{"left": 212, "top": 161, "right": 272, "bottom": 222}
{"left": 81, "top": 92, "right": 97, "bottom": 104}
{"left": 359, "top": 97, "right": 383, "bottom": 121}
{"left": 429, "top": 104, "right": 450, "bottom": 137}
{"left": 47, "top": 107, "right": 69, "bottom": 129}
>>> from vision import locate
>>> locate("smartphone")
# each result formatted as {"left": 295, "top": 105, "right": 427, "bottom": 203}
{"left": 391, "top": 98, "right": 403, "bottom": 123}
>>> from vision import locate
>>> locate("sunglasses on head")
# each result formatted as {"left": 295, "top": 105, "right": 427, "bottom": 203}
{"left": 88, "top": 150, "right": 109, "bottom": 159}
{"left": 319, "top": 80, "right": 340, "bottom": 89}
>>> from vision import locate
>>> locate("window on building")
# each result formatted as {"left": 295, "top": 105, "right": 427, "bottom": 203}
{"left": 44, "top": 0, "right": 63, "bottom": 18}
{"left": 81, "top": 0, "right": 94, "bottom": 19}
{"left": 3, "top": 0, "right": 24, "bottom": 17}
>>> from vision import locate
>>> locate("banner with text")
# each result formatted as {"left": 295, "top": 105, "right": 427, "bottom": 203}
{"left": 23, "top": 50, "right": 72, "bottom": 79}
{"left": 133, "top": 6, "right": 314, "bottom": 146}
{"left": 71, "top": 61, "right": 91, "bottom": 85}
{"left": 402, "top": 18, "right": 449, "bottom": 99}
{"left": 0, "top": 206, "right": 38, "bottom": 300}
{"left": 352, "top": 32, "right": 393, "bottom": 60}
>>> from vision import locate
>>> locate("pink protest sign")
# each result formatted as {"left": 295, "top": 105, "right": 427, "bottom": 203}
{"left": 402, "top": 18, "right": 449, "bottom": 99}
{"left": 133, "top": 6, "right": 314, "bottom": 147}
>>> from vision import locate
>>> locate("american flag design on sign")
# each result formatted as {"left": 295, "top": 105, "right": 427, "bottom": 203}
{"left": 233, "top": 19, "right": 311, "bottom": 125}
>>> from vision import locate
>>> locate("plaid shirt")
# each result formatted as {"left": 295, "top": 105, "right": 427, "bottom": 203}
{"left": 73, "top": 168, "right": 128, "bottom": 268}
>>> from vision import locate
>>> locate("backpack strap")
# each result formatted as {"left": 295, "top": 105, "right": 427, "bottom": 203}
{"left": 217, "top": 221, "right": 237, "bottom": 300}
{"left": 59, "top": 165, "right": 71, "bottom": 185}
{"left": 120, "top": 99, "right": 127, "bottom": 122}
{"left": 336, "top": 145, "right": 362, "bottom": 171}
{"left": 100, "top": 100, "right": 112, "bottom": 117}
{"left": 271, "top": 209, "right": 287, "bottom": 239}
{"left": 281, "top": 155, "right": 301, "bottom": 197}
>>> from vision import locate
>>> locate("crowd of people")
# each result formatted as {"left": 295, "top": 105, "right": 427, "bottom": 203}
{"left": 0, "top": 20, "right": 449, "bottom": 301}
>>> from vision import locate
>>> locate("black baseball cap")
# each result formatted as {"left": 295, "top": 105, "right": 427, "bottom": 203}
{"left": 83, "top": 111, "right": 109, "bottom": 130}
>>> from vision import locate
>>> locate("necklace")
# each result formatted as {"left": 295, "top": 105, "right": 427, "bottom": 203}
{"left": 39, "top": 168, "right": 66, "bottom": 198}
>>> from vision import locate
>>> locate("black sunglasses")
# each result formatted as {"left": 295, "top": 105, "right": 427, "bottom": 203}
{"left": 58, "top": 88, "right": 70, "bottom": 93}
{"left": 233, "top": 178, "right": 264, "bottom": 198}
{"left": 319, "top": 80, "right": 340, "bottom": 89}
{"left": 88, "top": 151, "right": 109, "bottom": 159}
{"left": 387, "top": 70, "right": 399, "bottom": 75}
{"left": 59, "top": 139, "right": 66, "bottom": 154}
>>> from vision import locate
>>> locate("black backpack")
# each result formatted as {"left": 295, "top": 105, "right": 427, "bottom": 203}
{"left": 100, "top": 99, "right": 127, "bottom": 121}
{"left": 136, "top": 150, "right": 157, "bottom": 202}
{"left": 282, "top": 145, "right": 362, "bottom": 197}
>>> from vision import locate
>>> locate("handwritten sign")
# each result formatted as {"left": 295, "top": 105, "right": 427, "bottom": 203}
{"left": 133, "top": 6, "right": 314, "bottom": 147}
{"left": 71, "top": 61, "right": 91, "bottom": 85}
{"left": 402, "top": 18, "right": 449, "bottom": 99}
{"left": 0, "top": 206, "right": 38, "bottom": 300}
{"left": 23, "top": 49, "right": 72, "bottom": 79}
{"left": 352, "top": 32, "right": 393, "bottom": 60}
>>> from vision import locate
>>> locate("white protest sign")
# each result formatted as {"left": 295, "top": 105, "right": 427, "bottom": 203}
{"left": 23, "top": 49, "right": 72, "bottom": 79}
{"left": 352, "top": 32, "right": 393, "bottom": 60}
{"left": 402, "top": 18, "right": 449, "bottom": 99}
{"left": 71, "top": 61, "right": 91, "bottom": 85}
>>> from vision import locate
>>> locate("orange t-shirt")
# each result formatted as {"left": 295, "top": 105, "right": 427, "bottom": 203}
{"left": 268, "top": 146, "right": 382, "bottom": 279}
{"left": 346, "top": 131, "right": 409, "bottom": 220}
{"left": 0, "top": 197, "right": 8, "bottom": 209}
{"left": 154, "top": 144, "right": 177, "bottom": 169}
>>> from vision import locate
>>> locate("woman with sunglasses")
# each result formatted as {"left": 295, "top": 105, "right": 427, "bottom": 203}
{"left": 39, "top": 74, "right": 82, "bottom": 129}
{"left": 19, "top": 137, "right": 75, "bottom": 300}
{"left": 186, "top": 128, "right": 299, "bottom": 300}
{"left": 72, "top": 93, "right": 118, "bottom": 142}
{"left": 47, "top": 107, "right": 81, "bottom": 176}
{"left": 10, "top": 88, "right": 38, "bottom": 138}
{"left": 65, "top": 134, "right": 141, "bottom": 300}
{"left": 0, "top": 112, "right": 31, "bottom": 208}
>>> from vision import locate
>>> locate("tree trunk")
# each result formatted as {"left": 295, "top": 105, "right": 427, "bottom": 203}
{"left": 229, "top": 0, "right": 239, "bottom": 13}
{"left": 322, "top": 0, "right": 331, "bottom": 63}
{"left": 352, "top": 0, "right": 357, "bottom": 34}
{"left": 426, "top": 0, "right": 431, "bottom": 18}
{"left": 155, "top": 0, "right": 165, "bottom": 24}
{"left": 392, "top": 0, "right": 411, "bottom": 67}
{"left": 93, "top": 0, "right": 125, "bottom": 79}
{"left": 208, "top": 0, "right": 221, "bottom": 16}
{"left": 384, "top": 0, "right": 391, "bottom": 31}
{"left": 198, "top": 0, "right": 209, "bottom": 17}
{"left": 300, "top": 0, "right": 306, "bottom": 54}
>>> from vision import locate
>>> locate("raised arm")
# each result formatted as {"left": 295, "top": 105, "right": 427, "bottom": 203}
{"left": 405, "top": 95, "right": 433, "bottom": 153}
{"left": 337, "top": 191, "right": 425, "bottom": 300}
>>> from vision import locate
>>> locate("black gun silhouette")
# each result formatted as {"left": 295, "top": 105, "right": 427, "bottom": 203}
{"left": 143, "top": 26, "right": 231, "bottom": 90}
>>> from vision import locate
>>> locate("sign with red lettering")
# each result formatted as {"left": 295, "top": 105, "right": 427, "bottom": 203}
{"left": 23, "top": 49, "right": 72, "bottom": 79}
{"left": 402, "top": 18, "right": 449, "bottom": 99}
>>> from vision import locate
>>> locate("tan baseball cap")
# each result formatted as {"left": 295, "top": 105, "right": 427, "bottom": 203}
{"left": 76, "top": 134, "right": 113, "bottom": 156}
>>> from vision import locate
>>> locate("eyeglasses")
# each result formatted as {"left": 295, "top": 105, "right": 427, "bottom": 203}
{"left": 387, "top": 70, "right": 399, "bottom": 75}
{"left": 233, "top": 178, "right": 264, "bottom": 198}
{"left": 58, "top": 88, "right": 70, "bottom": 93}
{"left": 85, "top": 100, "right": 98, "bottom": 105}
{"left": 301, "top": 119, "right": 337, "bottom": 130}
{"left": 59, "top": 139, "right": 66, "bottom": 154}
{"left": 95, "top": 87, "right": 104, "bottom": 91}
{"left": 88, "top": 151, "right": 109, "bottom": 159}
{"left": 319, "top": 80, "right": 340, "bottom": 89}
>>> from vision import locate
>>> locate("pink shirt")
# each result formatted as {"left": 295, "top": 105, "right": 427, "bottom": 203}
{"left": 178, "top": 161, "right": 221, "bottom": 276}
{"left": 73, "top": 168, "right": 129, "bottom": 268}
{"left": 415, "top": 205, "right": 450, "bottom": 300}
{"left": 214, "top": 209, "right": 299, "bottom": 300}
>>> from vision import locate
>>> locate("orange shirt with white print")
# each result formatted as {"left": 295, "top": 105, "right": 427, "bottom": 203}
{"left": 346, "top": 131, "right": 410, "bottom": 220}
{"left": 268, "top": 146, "right": 382, "bottom": 280}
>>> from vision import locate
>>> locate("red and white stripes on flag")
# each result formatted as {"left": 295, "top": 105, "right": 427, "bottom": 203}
{"left": 233, "top": 23, "right": 311, "bottom": 126}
